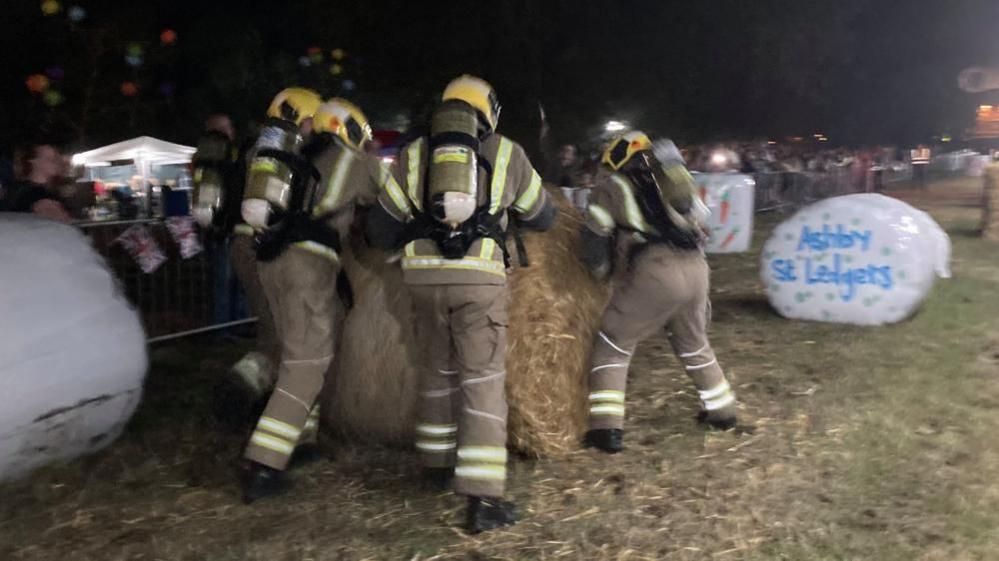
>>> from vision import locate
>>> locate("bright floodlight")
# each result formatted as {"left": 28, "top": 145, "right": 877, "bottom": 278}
{"left": 605, "top": 120, "right": 626, "bottom": 132}
{"left": 710, "top": 151, "right": 728, "bottom": 166}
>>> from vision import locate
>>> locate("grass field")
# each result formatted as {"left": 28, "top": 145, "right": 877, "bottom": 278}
{"left": 2, "top": 177, "right": 998, "bottom": 560}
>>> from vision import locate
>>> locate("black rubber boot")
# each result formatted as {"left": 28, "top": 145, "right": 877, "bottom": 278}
{"left": 289, "top": 444, "right": 327, "bottom": 469}
{"left": 212, "top": 377, "right": 264, "bottom": 431}
{"left": 466, "top": 496, "right": 517, "bottom": 534}
{"left": 242, "top": 462, "right": 292, "bottom": 504}
{"left": 421, "top": 467, "right": 455, "bottom": 491}
{"left": 584, "top": 428, "right": 624, "bottom": 454}
{"left": 697, "top": 410, "right": 738, "bottom": 431}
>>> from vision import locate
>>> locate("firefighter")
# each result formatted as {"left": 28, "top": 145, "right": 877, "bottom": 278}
{"left": 580, "top": 131, "right": 738, "bottom": 454}
{"left": 239, "top": 93, "right": 380, "bottom": 503}
{"left": 365, "top": 75, "right": 556, "bottom": 533}
{"left": 192, "top": 114, "right": 282, "bottom": 428}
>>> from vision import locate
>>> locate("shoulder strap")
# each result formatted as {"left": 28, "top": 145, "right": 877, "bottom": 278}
{"left": 623, "top": 169, "right": 700, "bottom": 250}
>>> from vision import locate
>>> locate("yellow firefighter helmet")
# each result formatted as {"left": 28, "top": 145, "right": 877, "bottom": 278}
{"left": 441, "top": 75, "right": 501, "bottom": 133}
{"left": 266, "top": 87, "right": 323, "bottom": 125}
{"left": 313, "top": 98, "right": 373, "bottom": 150}
{"left": 602, "top": 131, "right": 653, "bottom": 171}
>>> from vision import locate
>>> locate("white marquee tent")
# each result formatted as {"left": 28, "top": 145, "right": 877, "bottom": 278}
{"left": 71, "top": 136, "right": 196, "bottom": 214}
{"left": 71, "top": 136, "right": 196, "bottom": 169}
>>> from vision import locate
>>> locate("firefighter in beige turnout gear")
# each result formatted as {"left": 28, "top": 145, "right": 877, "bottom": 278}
{"left": 580, "top": 132, "right": 738, "bottom": 454}
{"left": 365, "top": 75, "right": 555, "bottom": 533}
{"left": 191, "top": 115, "right": 282, "bottom": 426}
{"left": 240, "top": 93, "right": 382, "bottom": 503}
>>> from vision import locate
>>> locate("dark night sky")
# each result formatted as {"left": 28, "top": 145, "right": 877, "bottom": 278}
{"left": 3, "top": 0, "right": 999, "bottom": 152}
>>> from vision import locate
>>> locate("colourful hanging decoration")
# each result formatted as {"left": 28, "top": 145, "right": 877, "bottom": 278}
{"left": 160, "top": 29, "right": 177, "bottom": 45}
{"left": 26, "top": 74, "right": 50, "bottom": 93}
{"left": 125, "top": 43, "right": 144, "bottom": 67}
{"left": 45, "top": 66, "right": 65, "bottom": 81}
{"left": 43, "top": 90, "right": 64, "bottom": 107}
{"left": 120, "top": 82, "right": 139, "bottom": 96}
{"left": 41, "top": 0, "right": 61, "bottom": 16}
{"left": 67, "top": 5, "right": 86, "bottom": 22}
{"left": 308, "top": 46, "right": 323, "bottom": 64}
{"left": 330, "top": 64, "right": 343, "bottom": 76}
{"left": 298, "top": 56, "right": 312, "bottom": 67}
{"left": 342, "top": 79, "right": 356, "bottom": 91}
{"left": 331, "top": 48, "right": 345, "bottom": 61}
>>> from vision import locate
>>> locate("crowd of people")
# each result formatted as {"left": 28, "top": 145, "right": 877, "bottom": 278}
{"left": 536, "top": 136, "right": 917, "bottom": 199}
{"left": 683, "top": 141, "right": 907, "bottom": 175}
{"left": 0, "top": 132, "right": 917, "bottom": 225}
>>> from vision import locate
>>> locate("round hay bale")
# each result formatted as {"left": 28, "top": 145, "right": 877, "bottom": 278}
{"left": 322, "top": 233, "right": 421, "bottom": 443}
{"left": 505, "top": 196, "right": 610, "bottom": 456}
{"left": 324, "top": 192, "right": 609, "bottom": 457}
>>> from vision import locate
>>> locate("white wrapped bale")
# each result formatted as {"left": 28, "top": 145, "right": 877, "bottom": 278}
{"left": 694, "top": 173, "right": 755, "bottom": 253}
{"left": 760, "top": 194, "right": 950, "bottom": 326}
{"left": 0, "top": 214, "right": 147, "bottom": 481}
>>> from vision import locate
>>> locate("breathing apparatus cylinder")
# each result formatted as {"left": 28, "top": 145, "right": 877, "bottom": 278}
{"left": 241, "top": 118, "right": 306, "bottom": 231}
{"left": 191, "top": 132, "right": 232, "bottom": 228}
{"left": 427, "top": 99, "right": 481, "bottom": 229}
{"left": 633, "top": 151, "right": 706, "bottom": 240}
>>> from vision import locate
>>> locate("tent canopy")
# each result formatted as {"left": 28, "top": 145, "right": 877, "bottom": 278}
{"left": 71, "top": 136, "right": 196, "bottom": 167}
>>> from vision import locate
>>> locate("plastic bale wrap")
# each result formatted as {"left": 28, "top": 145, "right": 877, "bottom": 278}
{"left": 324, "top": 193, "right": 609, "bottom": 457}
{"left": 694, "top": 172, "right": 755, "bottom": 253}
{"left": 760, "top": 194, "right": 950, "bottom": 326}
{"left": 0, "top": 214, "right": 148, "bottom": 482}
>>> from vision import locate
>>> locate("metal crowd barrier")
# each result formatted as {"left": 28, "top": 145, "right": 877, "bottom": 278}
{"left": 77, "top": 165, "right": 915, "bottom": 342}
{"left": 79, "top": 219, "right": 249, "bottom": 341}
{"left": 751, "top": 165, "right": 910, "bottom": 213}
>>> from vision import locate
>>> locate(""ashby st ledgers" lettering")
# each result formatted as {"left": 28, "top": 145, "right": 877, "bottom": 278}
{"left": 770, "top": 223, "right": 895, "bottom": 303}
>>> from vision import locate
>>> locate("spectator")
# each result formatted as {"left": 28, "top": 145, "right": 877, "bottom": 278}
{"left": 7, "top": 143, "right": 72, "bottom": 223}
{"left": 204, "top": 114, "right": 236, "bottom": 141}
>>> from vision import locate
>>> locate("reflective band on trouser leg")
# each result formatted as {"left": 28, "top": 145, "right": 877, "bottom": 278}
{"left": 416, "top": 423, "right": 458, "bottom": 457}
{"left": 451, "top": 285, "right": 509, "bottom": 498}
{"left": 455, "top": 445, "right": 507, "bottom": 492}
{"left": 246, "top": 414, "right": 301, "bottom": 468}
{"left": 589, "top": 389, "right": 626, "bottom": 422}
{"left": 663, "top": 270, "right": 736, "bottom": 419}
{"left": 677, "top": 345, "right": 734, "bottom": 416}
{"left": 245, "top": 383, "right": 322, "bottom": 470}
{"left": 699, "top": 380, "right": 736, "bottom": 412}
{"left": 419, "top": 372, "right": 460, "bottom": 467}
{"left": 587, "top": 330, "right": 634, "bottom": 431}
{"left": 299, "top": 404, "right": 321, "bottom": 445}
{"left": 411, "top": 286, "right": 461, "bottom": 468}
{"left": 246, "top": 249, "right": 336, "bottom": 470}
